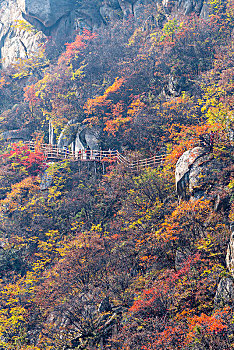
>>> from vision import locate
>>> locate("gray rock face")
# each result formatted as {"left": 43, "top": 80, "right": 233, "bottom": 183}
{"left": 40, "top": 162, "right": 54, "bottom": 190}
{"left": 175, "top": 147, "right": 225, "bottom": 200}
{"left": 98, "top": 296, "right": 111, "bottom": 313}
{"left": 0, "top": 0, "right": 45, "bottom": 67}
{"left": 57, "top": 121, "right": 100, "bottom": 153}
{"left": 226, "top": 223, "right": 234, "bottom": 278}
{"left": 0, "top": 127, "right": 31, "bottom": 141}
{"left": 57, "top": 119, "right": 79, "bottom": 149}
{"left": 16, "top": 0, "right": 74, "bottom": 27}
{"left": 0, "top": 0, "right": 209, "bottom": 66}
{"left": 214, "top": 277, "right": 234, "bottom": 306}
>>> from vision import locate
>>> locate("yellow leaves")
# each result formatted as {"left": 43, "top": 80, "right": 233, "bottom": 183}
{"left": 32, "top": 258, "right": 51, "bottom": 272}
{"left": 13, "top": 20, "right": 38, "bottom": 34}
{"left": 91, "top": 223, "right": 103, "bottom": 232}
{"left": 196, "top": 234, "right": 216, "bottom": 253}
{"left": 45, "top": 230, "right": 59, "bottom": 238}
{"left": 12, "top": 47, "right": 49, "bottom": 80}
{"left": 127, "top": 97, "right": 145, "bottom": 117}
{"left": 71, "top": 62, "right": 87, "bottom": 80}
{"left": 84, "top": 77, "right": 125, "bottom": 116}
{"left": 0, "top": 177, "right": 39, "bottom": 213}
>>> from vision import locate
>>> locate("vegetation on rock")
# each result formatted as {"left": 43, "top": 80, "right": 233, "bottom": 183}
{"left": 0, "top": 0, "right": 233, "bottom": 348}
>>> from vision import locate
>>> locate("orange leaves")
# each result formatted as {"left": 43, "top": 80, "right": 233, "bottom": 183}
{"left": 127, "top": 97, "right": 145, "bottom": 117}
{"left": 186, "top": 309, "right": 229, "bottom": 345}
{"left": 58, "top": 30, "right": 96, "bottom": 65}
{"left": 84, "top": 77, "right": 125, "bottom": 116}
{"left": 24, "top": 83, "right": 41, "bottom": 107}
{"left": 156, "top": 199, "right": 211, "bottom": 245}
{"left": 105, "top": 77, "right": 125, "bottom": 95}
{"left": 165, "top": 122, "right": 224, "bottom": 167}
{"left": 83, "top": 78, "right": 131, "bottom": 134}
{"left": 0, "top": 76, "right": 10, "bottom": 89}
{"left": 0, "top": 176, "right": 39, "bottom": 213}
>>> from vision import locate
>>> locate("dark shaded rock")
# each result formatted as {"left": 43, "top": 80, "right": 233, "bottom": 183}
{"left": 16, "top": 0, "right": 74, "bottom": 28}
{"left": 57, "top": 119, "right": 79, "bottom": 149}
{"left": 175, "top": 248, "right": 191, "bottom": 270}
{"left": 175, "top": 147, "right": 206, "bottom": 199}
{"left": 0, "top": 128, "right": 32, "bottom": 141}
{"left": 98, "top": 296, "right": 112, "bottom": 313}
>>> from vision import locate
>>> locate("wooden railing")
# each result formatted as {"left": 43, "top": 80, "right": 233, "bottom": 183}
{"left": 24, "top": 142, "right": 167, "bottom": 170}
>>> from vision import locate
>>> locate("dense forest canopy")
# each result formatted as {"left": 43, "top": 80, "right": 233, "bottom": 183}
{"left": 0, "top": 0, "right": 233, "bottom": 349}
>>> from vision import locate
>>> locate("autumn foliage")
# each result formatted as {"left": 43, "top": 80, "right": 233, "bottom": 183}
{"left": 0, "top": 1, "right": 233, "bottom": 349}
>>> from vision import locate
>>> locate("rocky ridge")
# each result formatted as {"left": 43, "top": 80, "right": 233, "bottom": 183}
{"left": 0, "top": 0, "right": 210, "bottom": 67}
{"left": 176, "top": 146, "right": 234, "bottom": 306}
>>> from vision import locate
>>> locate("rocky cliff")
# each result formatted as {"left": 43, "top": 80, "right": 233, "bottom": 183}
{"left": 0, "top": 0, "right": 210, "bottom": 67}
{"left": 176, "top": 146, "right": 234, "bottom": 306}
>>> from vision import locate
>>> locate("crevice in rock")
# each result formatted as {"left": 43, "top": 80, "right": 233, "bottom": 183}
{"left": 22, "top": 11, "right": 71, "bottom": 37}
{"left": 19, "top": 39, "right": 28, "bottom": 58}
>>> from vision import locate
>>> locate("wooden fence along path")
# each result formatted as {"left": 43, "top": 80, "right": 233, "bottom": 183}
{"left": 24, "top": 141, "right": 167, "bottom": 171}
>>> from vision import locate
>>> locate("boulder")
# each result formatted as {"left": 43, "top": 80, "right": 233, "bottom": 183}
{"left": 98, "top": 296, "right": 112, "bottom": 313}
{"left": 16, "top": 0, "right": 74, "bottom": 27}
{"left": 175, "top": 147, "right": 226, "bottom": 200}
{"left": 200, "top": 1, "right": 210, "bottom": 19}
{"left": 175, "top": 147, "right": 206, "bottom": 199}
{"left": 57, "top": 121, "right": 100, "bottom": 152}
{"left": 117, "top": 0, "right": 134, "bottom": 19}
{"left": 100, "top": 4, "right": 120, "bottom": 23}
{"left": 133, "top": 0, "right": 154, "bottom": 21}
{"left": 0, "top": 0, "right": 45, "bottom": 68}
{"left": 188, "top": 153, "right": 225, "bottom": 198}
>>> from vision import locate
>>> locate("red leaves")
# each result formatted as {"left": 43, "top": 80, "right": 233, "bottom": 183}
{"left": 58, "top": 30, "right": 97, "bottom": 65}
{"left": 186, "top": 310, "right": 228, "bottom": 343}
{"left": 2, "top": 143, "right": 46, "bottom": 176}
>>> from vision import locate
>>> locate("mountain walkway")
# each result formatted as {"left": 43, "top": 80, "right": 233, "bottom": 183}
{"left": 24, "top": 141, "right": 167, "bottom": 171}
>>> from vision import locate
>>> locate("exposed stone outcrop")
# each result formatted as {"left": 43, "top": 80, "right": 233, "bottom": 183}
{"left": 76, "top": 126, "right": 100, "bottom": 151}
{"left": 176, "top": 147, "right": 233, "bottom": 308}
{"left": 226, "top": 223, "right": 234, "bottom": 278}
{"left": 57, "top": 119, "right": 80, "bottom": 149}
{"left": 57, "top": 120, "right": 100, "bottom": 151}
{"left": 40, "top": 162, "right": 54, "bottom": 190}
{"left": 0, "top": 0, "right": 209, "bottom": 67}
{"left": 175, "top": 146, "right": 227, "bottom": 201}
{"left": 40, "top": 293, "right": 125, "bottom": 350}
{"left": 214, "top": 277, "right": 234, "bottom": 306}
{"left": 0, "top": 127, "right": 32, "bottom": 141}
